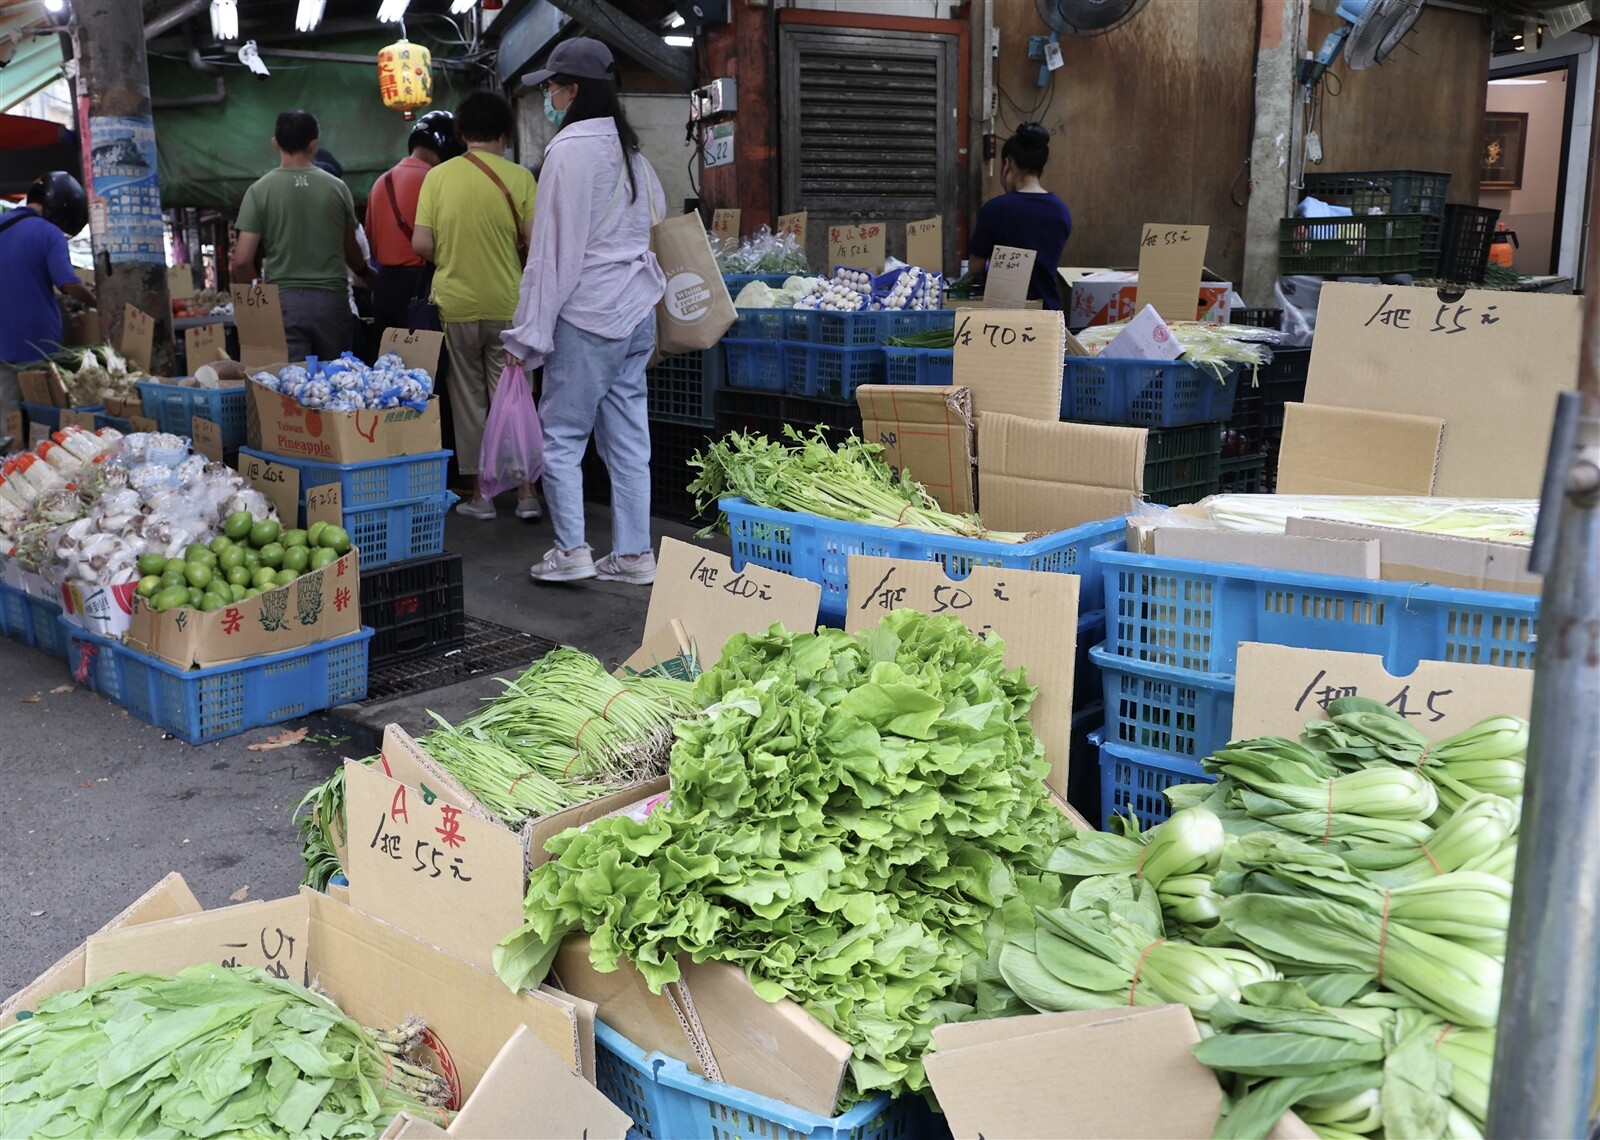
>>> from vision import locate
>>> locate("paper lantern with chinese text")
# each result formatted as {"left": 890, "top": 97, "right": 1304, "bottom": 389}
{"left": 377, "top": 39, "right": 433, "bottom": 119}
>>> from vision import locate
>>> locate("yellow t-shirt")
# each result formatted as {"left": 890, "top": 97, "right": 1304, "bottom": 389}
{"left": 415, "top": 152, "right": 537, "bottom": 323}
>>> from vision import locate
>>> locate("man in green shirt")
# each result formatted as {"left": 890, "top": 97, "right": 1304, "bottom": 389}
{"left": 231, "top": 109, "right": 373, "bottom": 361}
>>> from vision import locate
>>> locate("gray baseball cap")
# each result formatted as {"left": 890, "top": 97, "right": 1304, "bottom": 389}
{"left": 522, "top": 38, "right": 616, "bottom": 86}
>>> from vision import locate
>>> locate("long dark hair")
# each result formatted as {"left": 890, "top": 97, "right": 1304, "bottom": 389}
{"left": 551, "top": 72, "right": 641, "bottom": 202}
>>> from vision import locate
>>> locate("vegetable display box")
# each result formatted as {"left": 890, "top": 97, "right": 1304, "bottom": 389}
{"left": 593, "top": 1021, "right": 921, "bottom": 1140}
{"left": 134, "top": 380, "right": 249, "bottom": 450}
{"left": 1091, "top": 643, "right": 1235, "bottom": 764}
{"left": 786, "top": 343, "right": 885, "bottom": 401}
{"left": 723, "top": 338, "right": 787, "bottom": 392}
{"left": 361, "top": 551, "right": 465, "bottom": 669}
{"left": 339, "top": 494, "right": 456, "bottom": 569}
{"left": 722, "top": 496, "right": 1124, "bottom": 624}
{"left": 63, "top": 620, "right": 374, "bottom": 744}
{"left": 1090, "top": 728, "right": 1213, "bottom": 830}
{"left": 784, "top": 309, "right": 953, "bottom": 347}
{"left": 1061, "top": 358, "right": 1239, "bottom": 428}
{"left": 1143, "top": 423, "right": 1222, "bottom": 507}
{"left": 883, "top": 346, "right": 954, "bottom": 387}
{"left": 1092, "top": 547, "right": 1540, "bottom": 677}
{"left": 22, "top": 402, "right": 102, "bottom": 435}
{"left": 646, "top": 344, "right": 725, "bottom": 427}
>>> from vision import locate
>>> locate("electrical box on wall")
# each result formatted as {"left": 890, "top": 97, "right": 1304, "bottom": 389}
{"left": 690, "top": 77, "right": 738, "bottom": 122}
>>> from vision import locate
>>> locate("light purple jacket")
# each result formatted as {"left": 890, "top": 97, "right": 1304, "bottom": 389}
{"left": 501, "top": 119, "right": 667, "bottom": 368}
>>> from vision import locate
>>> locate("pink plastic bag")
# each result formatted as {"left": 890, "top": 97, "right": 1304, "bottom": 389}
{"left": 478, "top": 363, "right": 545, "bottom": 498}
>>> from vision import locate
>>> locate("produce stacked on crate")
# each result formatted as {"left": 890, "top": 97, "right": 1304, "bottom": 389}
{"left": 1300, "top": 169, "right": 1450, "bottom": 265}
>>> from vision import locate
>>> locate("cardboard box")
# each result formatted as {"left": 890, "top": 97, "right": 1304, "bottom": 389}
{"left": 2, "top": 876, "right": 629, "bottom": 1138}
{"left": 1275, "top": 402, "right": 1443, "bottom": 496}
{"left": 1067, "top": 270, "right": 1231, "bottom": 330}
{"left": 18, "top": 369, "right": 64, "bottom": 408}
{"left": 978, "top": 413, "right": 1146, "bottom": 532}
{"left": 1284, "top": 516, "right": 1540, "bottom": 595}
{"left": 65, "top": 310, "right": 101, "bottom": 347}
{"left": 246, "top": 383, "right": 444, "bottom": 464}
{"left": 855, "top": 384, "right": 976, "bottom": 514}
{"left": 123, "top": 549, "right": 361, "bottom": 669}
{"left": 1151, "top": 526, "right": 1380, "bottom": 579}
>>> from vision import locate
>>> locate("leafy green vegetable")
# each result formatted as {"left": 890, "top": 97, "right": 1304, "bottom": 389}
{"left": 495, "top": 611, "right": 1074, "bottom": 1102}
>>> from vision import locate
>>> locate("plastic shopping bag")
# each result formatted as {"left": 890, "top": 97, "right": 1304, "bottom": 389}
{"left": 478, "top": 363, "right": 545, "bottom": 498}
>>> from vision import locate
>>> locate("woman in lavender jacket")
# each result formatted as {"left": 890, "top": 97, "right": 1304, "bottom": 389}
{"left": 502, "top": 38, "right": 667, "bottom": 585}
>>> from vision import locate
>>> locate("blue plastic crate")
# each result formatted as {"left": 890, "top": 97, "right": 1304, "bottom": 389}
{"left": 786, "top": 343, "right": 885, "bottom": 400}
{"left": 23, "top": 402, "right": 102, "bottom": 434}
{"left": 134, "top": 381, "right": 249, "bottom": 449}
{"left": 723, "top": 273, "right": 792, "bottom": 293}
{"left": 25, "top": 593, "right": 67, "bottom": 660}
{"left": 1076, "top": 610, "right": 1106, "bottom": 713}
{"left": 1091, "top": 642, "right": 1235, "bottom": 761}
{"left": 723, "top": 496, "right": 1124, "bottom": 624}
{"left": 238, "top": 447, "right": 451, "bottom": 512}
{"left": 1093, "top": 729, "right": 1214, "bottom": 830}
{"left": 95, "top": 412, "right": 132, "bottom": 434}
{"left": 344, "top": 493, "right": 457, "bottom": 569}
{"left": 785, "top": 309, "right": 952, "bottom": 347}
{"left": 724, "top": 338, "right": 787, "bottom": 392}
{"left": 728, "top": 307, "right": 788, "bottom": 340}
{"left": 883, "top": 347, "right": 954, "bottom": 387}
{"left": 0, "top": 581, "right": 33, "bottom": 644}
{"left": 594, "top": 1021, "right": 919, "bottom": 1140}
{"left": 113, "top": 626, "right": 374, "bottom": 745}
{"left": 61, "top": 619, "right": 131, "bottom": 703}
{"left": 1062, "top": 359, "right": 1239, "bottom": 428}
{"left": 647, "top": 345, "right": 724, "bottom": 427}
{"left": 1093, "top": 546, "right": 1540, "bottom": 676}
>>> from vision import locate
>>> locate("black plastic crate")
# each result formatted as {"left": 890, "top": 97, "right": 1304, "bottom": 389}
{"left": 784, "top": 394, "right": 863, "bottom": 440}
{"left": 650, "top": 421, "right": 717, "bottom": 524}
{"left": 647, "top": 345, "right": 725, "bottom": 426}
{"left": 714, "top": 387, "right": 784, "bottom": 440}
{"left": 360, "top": 551, "right": 465, "bottom": 668}
{"left": 1230, "top": 307, "right": 1283, "bottom": 330}
{"left": 1301, "top": 169, "right": 1450, "bottom": 255}
{"left": 1437, "top": 205, "right": 1500, "bottom": 284}
{"left": 1260, "top": 347, "right": 1310, "bottom": 406}
{"left": 1144, "top": 423, "right": 1221, "bottom": 507}
{"left": 1219, "top": 453, "right": 1267, "bottom": 495}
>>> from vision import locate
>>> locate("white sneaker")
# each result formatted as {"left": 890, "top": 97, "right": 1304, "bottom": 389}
{"left": 595, "top": 551, "right": 656, "bottom": 585}
{"left": 515, "top": 496, "right": 543, "bottom": 520}
{"left": 529, "top": 545, "right": 596, "bottom": 582}
{"left": 456, "top": 497, "right": 497, "bottom": 521}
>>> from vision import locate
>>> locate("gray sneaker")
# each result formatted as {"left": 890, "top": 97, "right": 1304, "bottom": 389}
{"left": 595, "top": 551, "right": 656, "bottom": 585}
{"left": 515, "top": 496, "right": 543, "bottom": 520}
{"left": 529, "top": 545, "right": 596, "bottom": 582}
{"left": 455, "top": 497, "right": 497, "bottom": 521}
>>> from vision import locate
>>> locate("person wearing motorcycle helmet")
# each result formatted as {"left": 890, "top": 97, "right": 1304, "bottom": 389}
{"left": 0, "top": 172, "right": 97, "bottom": 419}
{"left": 367, "top": 110, "right": 460, "bottom": 337}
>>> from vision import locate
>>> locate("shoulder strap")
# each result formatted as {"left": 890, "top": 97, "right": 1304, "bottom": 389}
{"left": 464, "top": 152, "right": 529, "bottom": 267}
{"left": 379, "top": 171, "right": 413, "bottom": 240}
{"left": 0, "top": 210, "right": 36, "bottom": 239}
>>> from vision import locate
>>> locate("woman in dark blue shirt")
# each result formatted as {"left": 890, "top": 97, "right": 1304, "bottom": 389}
{"left": 968, "top": 123, "right": 1073, "bottom": 309}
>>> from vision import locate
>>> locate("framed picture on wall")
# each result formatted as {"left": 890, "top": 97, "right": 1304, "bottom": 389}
{"left": 1482, "top": 112, "right": 1528, "bottom": 190}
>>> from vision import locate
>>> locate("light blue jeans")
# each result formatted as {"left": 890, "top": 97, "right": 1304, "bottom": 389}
{"left": 540, "top": 315, "right": 655, "bottom": 556}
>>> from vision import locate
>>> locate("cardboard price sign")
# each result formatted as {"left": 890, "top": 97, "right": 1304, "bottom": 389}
{"left": 1136, "top": 223, "right": 1209, "bottom": 322}
{"left": 3, "top": 411, "right": 20, "bottom": 452}
{"left": 845, "top": 557, "right": 1080, "bottom": 795}
{"left": 950, "top": 308, "right": 1066, "bottom": 421}
{"left": 777, "top": 211, "right": 807, "bottom": 242}
{"left": 85, "top": 896, "right": 310, "bottom": 984}
{"left": 905, "top": 217, "right": 943, "bottom": 273}
{"left": 710, "top": 208, "right": 741, "bottom": 248}
{"left": 60, "top": 408, "right": 97, "bottom": 431}
{"left": 376, "top": 327, "right": 445, "bottom": 378}
{"left": 184, "top": 322, "right": 226, "bottom": 367}
{"left": 121, "top": 305, "right": 156, "bottom": 373}
{"left": 239, "top": 452, "right": 301, "bottom": 524}
{"left": 130, "top": 414, "right": 160, "bottom": 433}
{"left": 191, "top": 416, "right": 223, "bottom": 462}
{"left": 305, "top": 483, "right": 343, "bottom": 530}
{"left": 230, "top": 283, "right": 290, "bottom": 370}
{"left": 982, "top": 244, "right": 1036, "bottom": 309}
{"left": 642, "top": 538, "right": 821, "bottom": 667}
{"left": 167, "top": 264, "right": 196, "bottom": 301}
{"left": 828, "top": 222, "right": 885, "bottom": 271}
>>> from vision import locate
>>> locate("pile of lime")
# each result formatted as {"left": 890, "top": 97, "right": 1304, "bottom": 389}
{"left": 135, "top": 512, "right": 352, "bottom": 613}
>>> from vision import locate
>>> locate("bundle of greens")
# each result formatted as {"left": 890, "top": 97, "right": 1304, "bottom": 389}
{"left": 0, "top": 964, "right": 449, "bottom": 1139}
{"left": 689, "top": 427, "right": 1028, "bottom": 542}
{"left": 494, "top": 612, "right": 1076, "bottom": 1103}
{"left": 1072, "top": 321, "right": 1283, "bottom": 379}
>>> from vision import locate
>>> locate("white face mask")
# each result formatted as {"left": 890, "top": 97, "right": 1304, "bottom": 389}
{"left": 543, "top": 88, "right": 567, "bottom": 127}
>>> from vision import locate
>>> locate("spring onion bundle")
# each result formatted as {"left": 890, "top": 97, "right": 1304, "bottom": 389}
{"left": 689, "top": 427, "right": 1029, "bottom": 542}
{"left": 0, "top": 964, "right": 449, "bottom": 1139}
{"left": 1073, "top": 321, "right": 1282, "bottom": 379}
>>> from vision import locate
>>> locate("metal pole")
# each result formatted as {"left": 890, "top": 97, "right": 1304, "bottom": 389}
{"left": 1486, "top": 149, "right": 1600, "bottom": 1139}
{"left": 72, "top": 0, "right": 176, "bottom": 375}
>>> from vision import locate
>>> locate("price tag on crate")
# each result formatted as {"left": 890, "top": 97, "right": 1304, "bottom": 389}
{"left": 710, "top": 208, "right": 741, "bottom": 250}
{"left": 184, "top": 322, "right": 226, "bottom": 367}
{"left": 239, "top": 452, "right": 301, "bottom": 524}
{"left": 982, "top": 245, "right": 1036, "bottom": 309}
{"left": 230, "top": 283, "right": 290, "bottom": 370}
{"left": 305, "top": 482, "right": 342, "bottom": 530}
{"left": 191, "top": 416, "right": 223, "bottom": 462}
{"left": 777, "top": 210, "right": 807, "bottom": 243}
{"left": 121, "top": 304, "right": 156, "bottom": 373}
{"left": 60, "top": 408, "right": 97, "bottom": 431}
{"left": 377, "top": 326, "right": 445, "bottom": 379}
{"left": 828, "top": 222, "right": 885, "bottom": 272}
{"left": 1136, "top": 223, "right": 1209, "bottom": 322}
{"left": 130, "top": 414, "right": 159, "bottom": 433}
{"left": 906, "top": 217, "right": 943, "bottom": 273}
{"left": 4, "top": 410, "right": 21, "bottom": 452}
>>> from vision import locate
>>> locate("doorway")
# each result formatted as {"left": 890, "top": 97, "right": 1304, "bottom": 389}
{"left": 1479, "top": 57, "right": 1577, "bottom": 276}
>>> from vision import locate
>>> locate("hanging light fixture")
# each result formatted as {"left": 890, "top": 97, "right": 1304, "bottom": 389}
{"left": 295, "top": 0, "right": 325, "bottom": 32}
{"left": 377, "top": 0, "right": 410, "bottom": 22}
{"left": 209, "top": 0, "right": 238, "bottom": 40}
{"left": 450, "top": 0, "right": 479, "bottom": 14}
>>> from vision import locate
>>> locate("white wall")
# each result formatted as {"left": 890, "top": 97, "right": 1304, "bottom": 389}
{"left": 515, "top": 91, "right": 697, "bottom": 217}
{"left": 1483, "top": 73, "right": 1568, "bottom": 273}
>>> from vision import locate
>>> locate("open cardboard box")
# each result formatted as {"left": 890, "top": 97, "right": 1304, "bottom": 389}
{"left": 855, "top": 384, "right": 976, "bottom": 515}
{"left": 1, "top": 874, "right": 631, "bottom": 1139}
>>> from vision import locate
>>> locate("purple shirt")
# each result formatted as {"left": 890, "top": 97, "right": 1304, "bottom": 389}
{"left": 0, "top": 207, "right": 77, "bottom": 362}
{"left": 502, "top": 119, "right": 667, "bottom": 368}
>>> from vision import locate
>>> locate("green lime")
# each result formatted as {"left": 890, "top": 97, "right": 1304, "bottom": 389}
{"left": 307, "top": 521, "right": 329, "bottom": 547}
{"left": 154, "top": 586, "right": 191, "bottom": 612}
{"left": 230, "top": 583, "right": 248, "bottom": 603}
{"left": 282, "top": 546, "right": 310, "bottom": 574}
{"left": 320, "top": 525, "right": 351, "bottom": 556}
{"left": 308, "top": 547, "right": 337, "bottom": 571}
{"left": 187, "top": 587, "right": 204, "bottom": 608}
{"left": 184, "top": 562, "right": 213, "bottom": 589}
{"left": 224, "top": 511, "right": 254, "bottom": 540}
{"left": 259, "top": 542, "right": 285, "bottom": 569}
{"left": 209, "top": 535, "right": 233, "bottom": 555}
{"left": 137, "top": 552, "right": 167, "bottom": 577}
{"left": 245, "top": 587, "right": 264, "bottom": 597}
{"left": 253, "top": 567, "right": 279, "bottom": 589}
{"left": 282, "top": 528, "right": 308, "bottom": 549}
{"left": 250, "top": 519, "right": 280, "bottom": 548}
{"left": 160, "top": 566, "right": 187, "bottom": 590}
{"left": 184, "top": 543, "right": 216, "bottom": 567}
{"left": 227, "top": 565, "right": 252, "bottom": 587}
{"left": 219, "top": 546, "right": 246, "bottom": 572}
{"left": 274, "top": 568, "right": 299, "bottom": 587}
{"left": 136, "top": 575, "right": 163, "bottom": 598}
{"left": 242, "top": 548, "right": 261, "bottom": 570}
{"left": 198, "top": 592, "right": 225, "bottom": 613}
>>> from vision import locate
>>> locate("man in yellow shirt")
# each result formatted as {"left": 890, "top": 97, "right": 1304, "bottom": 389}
{"left": 414, "top": 91, "right": 538, "bottom": 519}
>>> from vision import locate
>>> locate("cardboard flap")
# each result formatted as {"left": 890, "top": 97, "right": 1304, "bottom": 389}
{"left": 845, "top": 556, "right": 1080, "bottom": 795}
{"left": 553, "top": 934, "right": 706, "bottom": 1071}
{"left": 925, "top": 1005, "right": 1221, "bottom": 1139}
{"left": 1232, "top": 644, "right": 1535, "bottom": 741}
{"left": 906, "top": 217, "right": 942, "bottom": 271}
{"left": 450, "top": 1025, "right": 632, "bottom": 1139}
{"left": 827, "top": 222, "right": 885, "bottom": 271}
{"left": 343, "top": 760, "right": 527, "bottom": 972}
{"left": 85, "top": 896, "right": 311, "bottom": 984}
{"left": 983, "top": 245, "right": 1037, "bottom": 308}
{"left": 1284, "top": 517, "right": 1540, "bottom": 595}
{"left": 121, "top": 305, "right": 156, "bottom": 373}
{"left": 1305, "top": 283, "right": 1582, "bottom": 497}
{"left": 377, "top": 328, "right": 445, "bottom": 378}
{"left": 855, "top": 384, "right": 976, "bottom": 515}
{"left": 1135, "top": 223, "right": 1208, "bottom": 322}
{"left": 978, "top": 413, "right": 1144, "bottom": 532}
{"left": 231, "top": 283, "right": 290, "bottom": 370}
{"left": 525, "top": 777, "right": 671, "bottom": 870}
{"left": 642, "top": 538, "right": 821, "bottom": 664}
{"left": 952, "top": 309, "right": 1065, "bottom": 421}
{"left": 381, "top": 1114, "right": 451, "bottom": 1139}
{"left": 378, "top": 725, "right": 495, "bottom": 819}
{"left": 1154, "top": 529, "right": 1380, "bottom": 579}
{"left": 1275, "top": 403, "right": 1443, "bottom": 496}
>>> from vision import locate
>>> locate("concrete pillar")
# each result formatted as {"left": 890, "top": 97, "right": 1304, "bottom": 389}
{"left": 72, "top": 0, "right": 175, "bottom": 374}
{"left": 1242, "top": 0, "right": 1304, "bottom": 308}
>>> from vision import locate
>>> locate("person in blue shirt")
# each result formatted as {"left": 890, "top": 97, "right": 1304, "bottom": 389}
{"left": 969, "top": 123, "right": 1073, "bottom": 309}
{"left": 0, "top": 172, "right": 96, "bottom": 420}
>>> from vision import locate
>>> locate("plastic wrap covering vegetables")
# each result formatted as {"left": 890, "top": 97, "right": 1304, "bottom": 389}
{"left": 0, "top": 964, "right": 450, "bottom": 1139}
{"left": 494, "top": 611, "right": 1077, "bottom": 1103}
{"left": 714, "top": 225, "right": 808, "bottom": 276}
{"left": 1132, "top": 495, "right": 1538, "bottom": 546}
{"left": 252, "top": 353, "right": 433, "bottom": 413}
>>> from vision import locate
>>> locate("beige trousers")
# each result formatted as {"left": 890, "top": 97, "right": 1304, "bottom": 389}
{"left": 442, "top": 319, "right": 511, "bottom": 475}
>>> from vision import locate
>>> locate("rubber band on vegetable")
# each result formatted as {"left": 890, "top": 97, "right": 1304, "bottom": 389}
{"left": 1419, "top": 841, "right": 1444, "bottom": 874}
{"left": 601, "top": 690, "right": 626, "bottom": 721}
{"left": 565, "top": 718, "right": 598, "bottom": 776}
{"left": 1376, "top": 890, "right": 1393, "bottom": 985}
{"left": 1433, "top": 1023, "right": 1456, "bottom": 1048}
{"left": 1414, "top": 744, "right": 1434, "bottom": 773}
{"left": 894, "top": 503, "right": 913, "bottom": 526}
{"left": 1136, "top": 842, "right": 1151, "bottom": 879}
{"left": 1322, "top": 777, "right": 1337, "bottom": 844}
{"left": 507, "top": 769, "right": 540, "bottom": 797}
{"left": 1128, "top": 938, "right": 1166, "bottom": 1005}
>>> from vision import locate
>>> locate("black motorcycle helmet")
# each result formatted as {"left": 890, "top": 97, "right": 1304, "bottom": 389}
{"left": 408, "top": 110, "right": 461, "bottom": 160}
{"left": 27, "top": 171, "right": 88, "bottom": 235}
